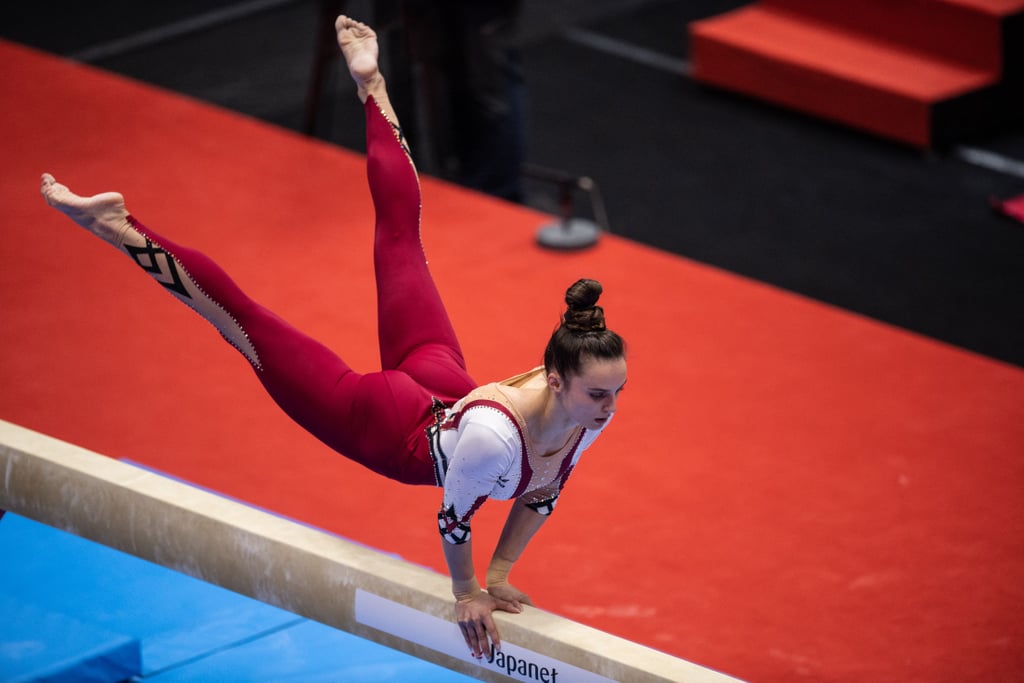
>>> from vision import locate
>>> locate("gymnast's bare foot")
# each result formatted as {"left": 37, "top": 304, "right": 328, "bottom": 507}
{"left": 335, "top": 15, "right": 408, "bottom": 155}
{"left": 335, "top": 15, "right": 384, "bottom": 103}
{"left": 40, "top": 173, "right": 133, "bottom": 248}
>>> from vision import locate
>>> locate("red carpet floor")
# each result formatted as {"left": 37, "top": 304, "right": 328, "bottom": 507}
{"left": 2, "top": 40, "right": 1022, "bottom": 682}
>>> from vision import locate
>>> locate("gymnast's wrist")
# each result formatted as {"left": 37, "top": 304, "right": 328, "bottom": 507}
{"left": 486, "top": 557, "right": 515, "bottom": 587}
{"left": 452, "top": 577, "right": 481, "bottom": 601}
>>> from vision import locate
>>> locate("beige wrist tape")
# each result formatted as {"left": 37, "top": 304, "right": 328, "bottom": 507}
{"left": 452, "top": 576, "right": 481, "bottom": 601}
{"left": 486, "top": 558, "right": 515, "bottom": 587}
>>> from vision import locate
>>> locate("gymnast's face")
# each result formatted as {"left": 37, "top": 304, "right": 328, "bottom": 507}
{"left": 552, "top": 356, "right": 627, "bottom": 430}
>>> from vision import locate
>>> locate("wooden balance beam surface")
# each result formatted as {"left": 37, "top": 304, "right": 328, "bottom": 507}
{"left": 0, "top": 419, "right": 741, "bottom": 683}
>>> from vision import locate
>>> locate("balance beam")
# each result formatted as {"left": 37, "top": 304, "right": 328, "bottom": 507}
{"left": 0, "top": 419, "right": 741, "bottom": 683}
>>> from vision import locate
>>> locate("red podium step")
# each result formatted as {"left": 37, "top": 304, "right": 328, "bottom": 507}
{"left": 690, "top": 0, "right": 1024, "bottom": 147}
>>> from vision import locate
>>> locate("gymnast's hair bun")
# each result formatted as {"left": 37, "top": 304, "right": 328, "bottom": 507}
{"left": 563, "top": 278, "right": 606, "bottom": 333}
{"left": 544, "top": 278, "right": 624, "bottom": 377}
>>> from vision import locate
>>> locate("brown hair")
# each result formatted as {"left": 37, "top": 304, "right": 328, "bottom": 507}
{"left": 543, "top": 279, "right": 625, "bottom": 379}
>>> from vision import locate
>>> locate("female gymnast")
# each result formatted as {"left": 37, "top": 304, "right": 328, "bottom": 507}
{"left": 40, "top": 15, "right": 627, "bottom": 661}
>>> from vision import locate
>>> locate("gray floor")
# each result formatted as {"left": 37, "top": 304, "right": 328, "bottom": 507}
{"left": 4, "top": 0, "right": 1023, "bottom": 366}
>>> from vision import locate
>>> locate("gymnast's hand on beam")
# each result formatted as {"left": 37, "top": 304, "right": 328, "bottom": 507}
{"left": 487, "top": 581, "right": 533, "bottom": 607}
{"left": 455, "top": 591, "right": 523, "bottom": 659}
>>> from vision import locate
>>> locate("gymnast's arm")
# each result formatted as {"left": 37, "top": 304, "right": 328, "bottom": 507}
{"left": 443, "top": 535, "right": 522, "bottom": 658}
{"left": 438, "top": 418, "right": 523, "bottom": 658}
{"left": 485, "top": 498, "right": 548, "bottom": 605}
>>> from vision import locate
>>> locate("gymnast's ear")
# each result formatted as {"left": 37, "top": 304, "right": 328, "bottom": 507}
{"left": 547, "top": 371, "right": 564, "bottom": 393}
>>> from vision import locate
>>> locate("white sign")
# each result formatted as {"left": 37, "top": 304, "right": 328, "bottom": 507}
{"left": 355, "top": 590, "right": 617, "bottom": 682}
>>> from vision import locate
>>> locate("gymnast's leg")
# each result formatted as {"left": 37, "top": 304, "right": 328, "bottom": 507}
{"left": 36, "top": 18, "right": 472, "bottom": 484}
{"left": 39, "top": 173, "right": 432, "bottom": 481}
{"left": 337, "top": 16, "right": 476, "bottom": 403}
{"left": 39, "top": 176, "right": 269, "bottom": 368}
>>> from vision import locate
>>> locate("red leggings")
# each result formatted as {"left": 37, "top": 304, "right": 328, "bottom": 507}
{"left": 125, "top": 98, "right": 476, "bottom": 485}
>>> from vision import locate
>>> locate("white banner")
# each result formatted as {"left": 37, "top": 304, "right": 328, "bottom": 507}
{"left": 355, "top": 590, "right": 616, "bottom": 683}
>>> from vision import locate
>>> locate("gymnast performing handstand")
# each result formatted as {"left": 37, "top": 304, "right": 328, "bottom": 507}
{"left": 40, "top": 15, "right": 627, "bottom": 660}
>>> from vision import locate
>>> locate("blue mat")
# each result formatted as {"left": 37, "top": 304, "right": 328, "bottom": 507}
{"left": 0, "top": 514, "right": 473, "bottom": 681}
{"left": 0, "top": 595, "right": 140, "bottom": 683}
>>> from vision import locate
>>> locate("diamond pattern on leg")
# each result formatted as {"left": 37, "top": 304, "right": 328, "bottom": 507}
{"left": 126, "top": 239, "right": 191, "bottom": 298}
